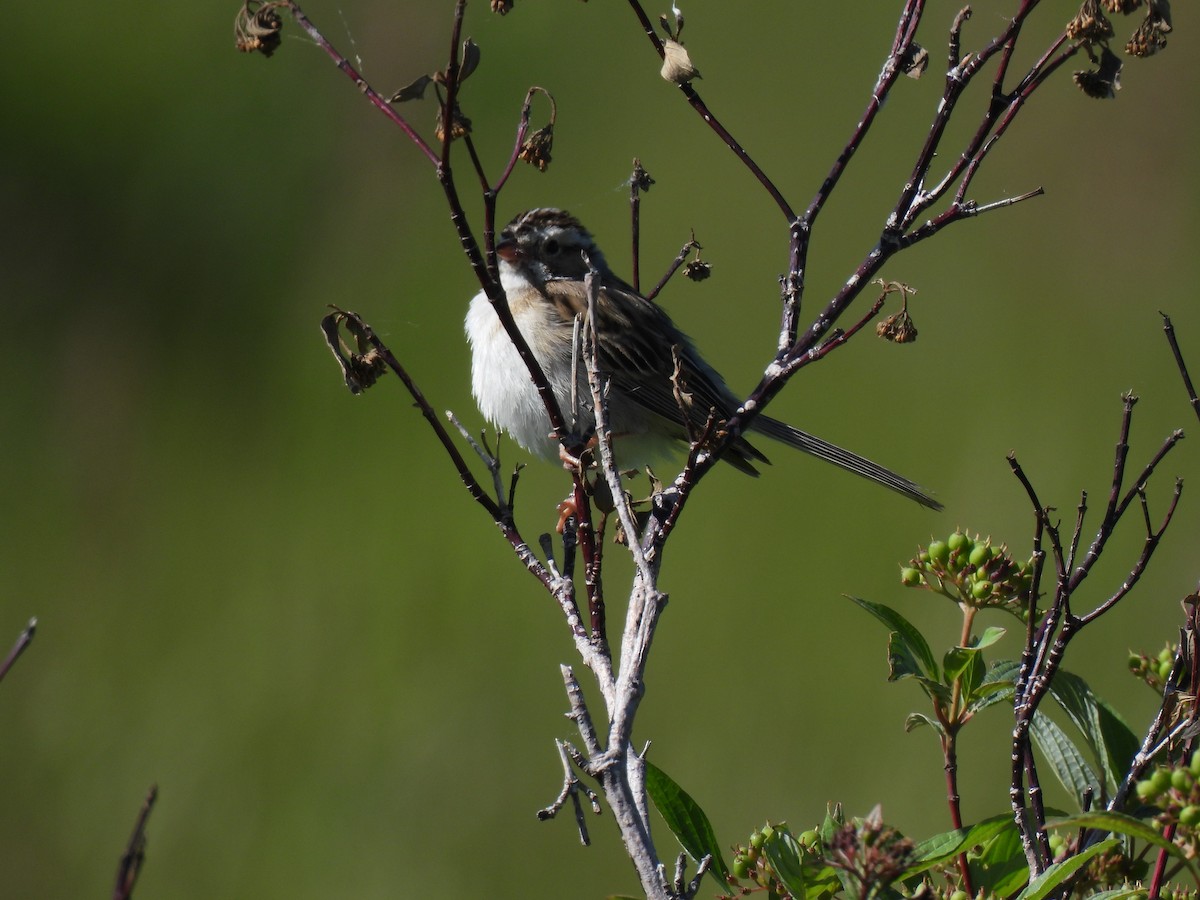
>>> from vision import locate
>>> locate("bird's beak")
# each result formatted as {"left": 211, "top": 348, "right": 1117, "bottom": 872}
{"left": 495, "top": 238, "right": 522, "bottom": 263}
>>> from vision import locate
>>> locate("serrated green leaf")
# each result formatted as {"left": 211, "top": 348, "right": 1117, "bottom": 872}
{"left": 847, "top": 597, "right": 938, "bottom": 678}
{"left": 1030, "top": 711, "right": 1101, "bottom": 807}
{"left": 1013, "top": 837, "right": 1118, "bottom": 900}
{"left": 644, "top": 760, "right": 729, "bottom": 888}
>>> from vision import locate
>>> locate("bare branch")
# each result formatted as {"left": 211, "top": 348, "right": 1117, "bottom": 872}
{"left": 112, "top": 785, "right": 157, "bottom": 900}
{"left": 0, "top": 617, "right": 36, "bottom": 685}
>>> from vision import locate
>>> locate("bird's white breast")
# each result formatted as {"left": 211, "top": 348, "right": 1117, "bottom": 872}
{"left": 464, "top": 280, "right": 579, "bottom": 459}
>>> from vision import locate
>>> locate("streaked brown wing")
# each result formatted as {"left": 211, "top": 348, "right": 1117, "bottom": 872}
{"left": 541, "top": 279, "right": 736, "bottom": 426}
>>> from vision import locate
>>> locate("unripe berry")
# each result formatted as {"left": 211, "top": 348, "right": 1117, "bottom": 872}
{"left": 1172, "top": 768, "right": 1192, "bottom": 792}
{"left": 972, "top": 579, "right": 992, "bottom": 600}
{"left": 947, "top": 532, "right": 970, "bottom": 552}
{"left": 928, "top": 541, "right": 950, "bottom": 564}
{"left": 969, "top": 545, "right": 992, "bottom": 567}
{"left": 1181, "top": 806, "right": 1200, "bottom": 827}
{"left": 1136, "top": 778, "right": 1158, "bottom": 801}
{"left": 901, "top": 567, "right": 922, "bottom": 586}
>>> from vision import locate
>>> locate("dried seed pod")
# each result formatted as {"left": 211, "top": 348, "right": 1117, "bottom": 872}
{"left": 660, "top": 39, "right": 700, "bottom": 84}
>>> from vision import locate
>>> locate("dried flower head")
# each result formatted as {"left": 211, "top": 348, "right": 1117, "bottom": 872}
{"left": 828, "top": 807, "right": 915, "bottom": 893}
{"left": 518, "top": 123, "right": 554, "bottom": 172}
{"left": 491, "top": 0, "right": 514, "bottom": 13}
{"left": 872, "top": 279, "right": 919, "bottom": 344}
{"left": 1127, "top": 5, "right": 1172, "bottom": 56}
{"left": 877, "top": 309, "right": 918, "bottom": 343}
{"left": 1067, "top": 0, "right": 1115, "bottom": 40}
{"left": 434, "top": 106, "right": 472, "bottom": 143}
{"left": 1102, "top": 0, "right": 1142, "bottom": 12}
{"left": 661, "top": 39, "right": 701, "bottom": 84}
{"left": 683, "top": 259, "right": 712, "bottom": 282}
{"left": 1074, "top": 46, "right": 1123, "bottom": 98}
{"left": 235, "top": 0, "right": 284, "bottom": 57}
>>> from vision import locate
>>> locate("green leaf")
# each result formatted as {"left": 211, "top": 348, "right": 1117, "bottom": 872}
{"left": 761, "top": 827, "right": 807, "bottom": 899}
{"left": 1013, "top": 837, "right": 1118, "bottom": 900}
{"left": 904, "top": 814, "right": 1016, "bottom": 877}
{"left": 943, "top": 646, "right": 985, "bottom": 700}
{"left": 904, "top": 712, "right": 947, "bottom": 737}
{"left": 1047, "top": 670, "right": 1138, "bottom": 791}
{"left": 1030, "top": 710, "right": 1101, "bottom": 807}
{"left": 971, "top": 823, "right": 1030, "bottom": 897}
{"left": 964, "top": 660, "right": 1019, "bottom": 716}
{"left": 1046, "top": 810, "right": 1198, "bottom": 883}
{"left": 846, "top": 597, "right": 938, "bottom": 678}
{"left": 1094, "top": 695, "right": 1140, "bottom": 792}
{"left": 643, "top": 760, "right": 729, "bottom": 888}
{"left": 888, "top": 631, "right": 923, "bottom": 681}
{"left": 1084, "top": 887, "right": 1148, "bottom": 900}
{"left": 974, "top": 625, "right": 1007, "bottom": 649}
{"left": 964, "top": 679, "right": 1014, "bottom": 710}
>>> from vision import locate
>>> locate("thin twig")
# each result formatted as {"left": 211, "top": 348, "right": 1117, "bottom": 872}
{"left": 112, "top": 785, "right": 158, "bottom": 900}
{"left": 0, "top": 617, "right": 36, "bottom": 684}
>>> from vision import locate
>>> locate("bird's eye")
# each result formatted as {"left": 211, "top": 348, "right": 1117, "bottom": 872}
{"left": 543, "top": 238, "right": 560, "bottom": 256}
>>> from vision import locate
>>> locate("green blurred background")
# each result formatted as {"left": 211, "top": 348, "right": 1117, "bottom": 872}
{"left": 1, "top": 2, "right": 1197, "bottom": 896}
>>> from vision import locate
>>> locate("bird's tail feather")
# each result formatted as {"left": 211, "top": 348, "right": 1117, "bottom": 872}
{"left": 752, "top": 415, "right": 941, "bottom": 510}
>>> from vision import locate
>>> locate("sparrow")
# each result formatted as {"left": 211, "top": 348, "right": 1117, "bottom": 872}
{"left": 465, "top": 207, "right": 939, "bottom": 509}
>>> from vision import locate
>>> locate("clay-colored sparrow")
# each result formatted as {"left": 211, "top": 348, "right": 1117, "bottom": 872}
{"left": 465, "top": 208, "right": 939, "bottom": 509}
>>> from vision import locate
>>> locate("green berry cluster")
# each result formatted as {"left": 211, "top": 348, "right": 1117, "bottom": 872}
{"left": 728, "top": 822, "right": 818, "bottom": 893}
{"left": 1128, "top": 643, "right": 1178, "bottom": 692}
{"left": 901, "top": 531, "right": 1034, "bottom": 613}
{"left": 1135, "top": 752, "right": 1200, "bottom": 842}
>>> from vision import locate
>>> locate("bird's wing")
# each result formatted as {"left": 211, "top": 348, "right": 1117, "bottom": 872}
{"left": 541, "top": 278, "right": 755, "bottom": 441}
